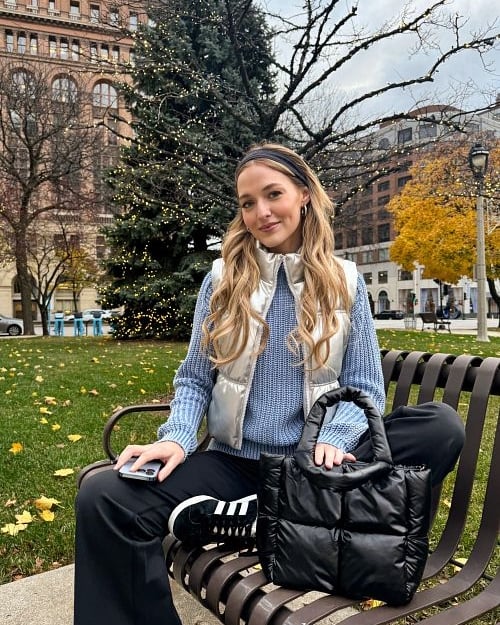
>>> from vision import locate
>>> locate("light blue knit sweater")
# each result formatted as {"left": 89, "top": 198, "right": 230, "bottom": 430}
{"left": 158, "top": 264, "right": 385, "bottom": 460}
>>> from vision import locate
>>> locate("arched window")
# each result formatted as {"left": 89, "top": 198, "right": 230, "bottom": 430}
{"left": 92, "top": 81, "right": 117, "bottom": 109}
{"left": 52, "top": 76, "right": 78, "bottom": 103}
{"left": 11, "top": 69, "right": 35, "bottom": 97}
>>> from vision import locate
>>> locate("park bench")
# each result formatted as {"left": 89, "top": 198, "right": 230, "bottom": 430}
{"left": 78, "top": 349, "right": 500, "bottom": 625}
{"left": 418, "top": 311, "right": 452, "bottom": 333}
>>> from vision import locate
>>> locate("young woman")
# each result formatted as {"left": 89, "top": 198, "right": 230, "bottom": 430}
{"left": 74, "top": 143, "right": 465, "bottom": 625}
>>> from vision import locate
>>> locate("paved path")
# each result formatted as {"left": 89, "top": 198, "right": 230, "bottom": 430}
{"left": 0, "top": 564, "right": 219, "bottom": 625}
{"left": 0, "top": 563, "right": 358, "bottom": 625}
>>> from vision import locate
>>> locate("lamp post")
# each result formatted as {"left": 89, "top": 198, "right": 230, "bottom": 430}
{"left": 468, "top": 142, "right": 490, "bottom": 342}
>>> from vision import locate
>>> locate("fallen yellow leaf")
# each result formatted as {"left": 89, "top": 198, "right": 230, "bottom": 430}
{"left": 361, "top": 599, "right": 384, "bottom": 610}
{"left": 39, "top": 509, "right": 55, "bottom": 522}
{"left": 15, "top": 510, "right": 33, "bottom": 524}
{"left": 35, "top": 375, "right": 44, "bottom": 383}
{"left": 39, "top": 406, "right": 52, "bottom": 415}
{"left": 53, "top": 468, "right": 74, "bottom": 477}
{"left": 67, "top": 434, "right": 82, "bottom": 442}
{"left": 9, "top": 442, "right": 23, "bottom": 454}
{"left": 88, "top": 389, "right": 99, "bottom": 396}
{"left": 1, "top": 523, "right": 27, "bottom": 536}
{"left": 51, "top": 424, "right": 61, "bottom": 432}
{"left": 39, "top": 417, "right": 48, "bottom": 424}
{"left": 34, "top": 496, "right": 61, "bottom": 511}
{"left": 44, "top": 396, "right": 57, "bottom": 405}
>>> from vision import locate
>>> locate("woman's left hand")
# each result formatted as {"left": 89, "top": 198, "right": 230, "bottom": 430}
{"left": 314, "top": 443, "right": 356, "bottom": 469}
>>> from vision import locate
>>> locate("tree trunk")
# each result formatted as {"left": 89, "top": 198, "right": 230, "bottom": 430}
{"left": 15, "top": 238, "right": 35, "bottom": 335}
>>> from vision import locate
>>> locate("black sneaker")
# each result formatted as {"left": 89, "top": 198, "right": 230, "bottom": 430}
{"left": 168, "top": 494, "right": 257, "bottom": 547}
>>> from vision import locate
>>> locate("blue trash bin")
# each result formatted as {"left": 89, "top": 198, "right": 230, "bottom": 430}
{"left": 73, "top": 312, "right": 84, "bottom": 337}
{"left": 92, "top": 312, "right": 103, "bottom": 336}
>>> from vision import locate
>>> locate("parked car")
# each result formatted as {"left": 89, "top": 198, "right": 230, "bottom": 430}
{"left": 0, "top": 314, "right": 24, "bottom": 336}
{"left": 65, "top": 309, "right": 113, "bottom": 322}
{"left": 373, "top": 310, "right": 405, "bottom": 320}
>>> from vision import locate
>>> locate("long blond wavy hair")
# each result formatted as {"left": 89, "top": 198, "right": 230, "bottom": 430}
{"left": 202, "top": 143, "right": 351, "bottom": 369}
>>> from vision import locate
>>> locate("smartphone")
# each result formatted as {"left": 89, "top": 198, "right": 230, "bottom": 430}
{"left": 118, "top": 458, "right": 163, "bottom": 482}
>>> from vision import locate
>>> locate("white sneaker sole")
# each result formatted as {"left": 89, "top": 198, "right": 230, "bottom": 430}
{"left": 168, "top": 494, "right": 257, "bottom": 540}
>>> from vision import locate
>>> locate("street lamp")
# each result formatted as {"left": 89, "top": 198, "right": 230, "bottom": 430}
{"left": 468, "top": 142, "right": 490, "bottom": 342}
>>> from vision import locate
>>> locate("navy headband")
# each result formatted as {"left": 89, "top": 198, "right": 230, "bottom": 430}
{"left": 237, "top": 149, "right": 309, "bottom": 187}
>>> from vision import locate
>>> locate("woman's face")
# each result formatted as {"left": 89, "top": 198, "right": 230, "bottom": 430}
{"left": 237, "top": 162, "right": 309, "bottom": 255}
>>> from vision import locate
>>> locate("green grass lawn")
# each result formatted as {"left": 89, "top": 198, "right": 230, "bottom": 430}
{"left": 0, "top": 330, "right": 498, "bottom": 587}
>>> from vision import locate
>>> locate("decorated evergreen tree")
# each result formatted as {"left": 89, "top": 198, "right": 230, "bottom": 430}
{"left": 100, "top": 0, "right": 276, "bottom": 339}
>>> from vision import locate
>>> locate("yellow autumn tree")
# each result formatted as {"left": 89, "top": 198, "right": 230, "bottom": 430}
{"left": 389, "top": 142, "right": 499, "bottom": 285}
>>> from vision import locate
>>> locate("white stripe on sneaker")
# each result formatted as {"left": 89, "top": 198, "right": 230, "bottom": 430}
{"left": 214, "top": 500, "right": 225, "bottom": 515}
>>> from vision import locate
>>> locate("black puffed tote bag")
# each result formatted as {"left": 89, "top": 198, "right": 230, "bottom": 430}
{"left": 256, "top": 386, "right": 431, "bottom": 606}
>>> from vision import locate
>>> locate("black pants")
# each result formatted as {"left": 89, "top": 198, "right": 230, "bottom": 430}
{"left": 74, "top": 402, "right": 465, "bottom": 625}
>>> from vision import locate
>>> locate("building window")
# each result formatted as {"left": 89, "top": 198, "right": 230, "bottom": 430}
{"left": 397, "top": 175, "right": 412, "bottom": 188}
{"left": 90, "top": 42, "right": 98, "bottom": 62}
{"left": 378, "top": 271, "right": 388, "bottom": 284}
{"left": 419, "top": 123, "right": 437, "bottom": 139}
{"left": 6, "top": 30, "right": 14, "bottom": 52}
{"left": 377, "top": 195, "right": 390, "bottom": 206}
{"left": 378, "top": 247, "right": 390, "bottom": 261}
{"left": 96, "top": 235, "right": 106, "bottom": 259}
{"left": 60, "top": 38, "right": 69, "bottom": 59}
{"left": 361, "top": 250, "right": 374, "bottom": 264}
{"left": 70, "top": 1, "right": 80, "bottom": 19}
{"left": 363, "top": 272, "right": 372, "bottom": 285}
{"left": 334, "top": 232, "right": 343, "bottom": 249}
{"left": 397, "top": 128, "right": 412, "bottom": 144}
{"left": 129, "top": 12, "right": 138, "bottom": 31}
{"left": 52, "top": 76, "right": 78, "bottom": 103}
{"left": 111, "top": 46, "right": 119, "bottom": 62}
{"left": 108, "top": 7, "right": 119, "bottom": 26}
{"left": 71, "top": 39, "right": 79, "bottom": 60}
{"left": 17, "top": 32, "right": 26, "bottom": 54}
{"left": 100, "top": 44, "right": 109, "bottom": 61}
{"left": 361, "top": 228, "right": 373, "bottom": 245}
{"left": 49, "top": 36, "right": 57, "bottom": 58}
{"left": 399, "top": 269, "right": 413, "bottom": 281}
{"left": 92, "top": 81, "right": 118, "bottom": 109}
{"left": 29, "top": 34, "right": 38, "bottom": 55}
{"left": 377, "top": 180, "right": 390, "bottom": 192}
{"left": 90, "top": 4, "right": 100, "bottom": 23}
{"left": 377, "top": 223, "right": 390, "bottom": 243}
{"left": 346, "top": 230, "right": 357, "bottom": 248}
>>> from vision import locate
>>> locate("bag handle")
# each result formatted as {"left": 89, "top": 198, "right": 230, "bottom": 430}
{"left": 294, "top": 386, "right": 393, "bottom": 488}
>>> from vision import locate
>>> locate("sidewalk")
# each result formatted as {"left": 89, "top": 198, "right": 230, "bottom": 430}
{"left": 0, "top": 563, "right": 357, "bottom": 625}
{"left": 0, "top": 564, "right": 219, "bottom": 625}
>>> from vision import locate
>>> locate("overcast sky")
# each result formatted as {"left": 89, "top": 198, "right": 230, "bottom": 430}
{"left": 257, "top": 0, "right": 500, "bottom": 117}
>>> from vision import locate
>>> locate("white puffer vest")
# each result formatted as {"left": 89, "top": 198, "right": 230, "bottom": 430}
{"left": 206, "top": 245, "right": 358, "bottom": 449}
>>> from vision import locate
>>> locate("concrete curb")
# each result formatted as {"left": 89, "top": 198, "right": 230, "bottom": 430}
{"left": 0, "top": 564, "right": 219, "bottom": 625}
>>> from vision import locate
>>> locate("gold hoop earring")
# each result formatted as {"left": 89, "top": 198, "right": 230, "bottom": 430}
{"left": 301, "top": 204, "right": 308, "bottom": 218}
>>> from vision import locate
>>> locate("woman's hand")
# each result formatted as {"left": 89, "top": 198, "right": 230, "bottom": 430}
{"left": 114, "top": 441, "right": 186, "bottom": 482}
{"left": 314, "top": 443, "right": 356, "bottom": 469}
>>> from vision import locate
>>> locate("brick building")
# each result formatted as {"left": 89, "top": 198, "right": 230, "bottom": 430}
{"left": 333, "top": 103, "right": 500, "bottom": 320}
{"left": 0, "top": 1, "right": 147, "bottom": 320}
